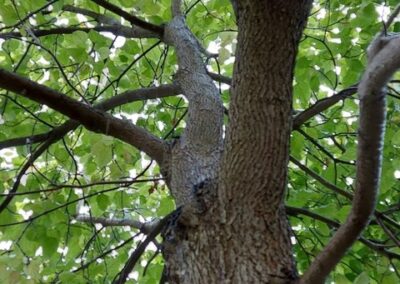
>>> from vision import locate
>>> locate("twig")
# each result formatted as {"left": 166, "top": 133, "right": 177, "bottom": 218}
{"left": 75, "top": 215, "right": 160, "bottom": 234}
{"left": 113, "top": 207, "right": 181, "bottom": 284}
{"left": 90, "top": 0, "right": 163, "bottom": 36}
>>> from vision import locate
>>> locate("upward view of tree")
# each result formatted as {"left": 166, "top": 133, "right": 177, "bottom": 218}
{"left": 0, "top": 0, "right": 400, "bottom": 283}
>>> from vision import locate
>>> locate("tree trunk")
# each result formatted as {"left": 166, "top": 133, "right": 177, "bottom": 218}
{"left": 162, "top": 1, "right": 312, "bottom": 283}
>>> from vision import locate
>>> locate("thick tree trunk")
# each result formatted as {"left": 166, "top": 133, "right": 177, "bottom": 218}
{"left": 162, "top": 1, "right": 312, "bottom": 283}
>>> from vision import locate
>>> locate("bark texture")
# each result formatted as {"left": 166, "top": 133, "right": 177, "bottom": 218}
{"left": 161, "top": 14, "right": 226, "bottom": 283}
{"left": 163, "top": 15, "right": 224, "bottom": 205}
{"left": 217, "top": 1, "right": 313, "bottom": 282}
{"left": 161, "top": 1, "right": 312, "bottom": 283}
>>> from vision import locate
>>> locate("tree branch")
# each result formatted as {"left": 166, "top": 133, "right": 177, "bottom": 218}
{"left": 0, "top": 162, "right": 153, "bottom": 225}
{"left": 99, "top": 84, "right": 179, "bottom": 111}
{"left": 0, "top": 68, "right": 168, "bottom": 166}
{"left": 381, "top": 3, "right": 400, "bottom": 36}
{"left": 0, "top": 0, "right": 57, "bottom": 32}
{"left": 75, "top": 215, "right": 160, "bottom": 234}
{"left": 0, "top": 133, "right": 50, "bottom": 150}
{"left": 207, "top": 71, "right": 232, "bottom": 85}
{"left": 301, "top": 33, "right": 400, "bottom": 284}
{"left": 0, "top": 25, "right": 157, "bottom": 40}
{"left": 0, "top": 84, "right": 177, "bottom": 213}
{"left": 293, "top": 85, "right": 358, "bottom": 130}
{"left": 290, "top": 156, "right": 400, "bottom": 232}
{"left": 0, "top": 84, "right": 179, "bottom": 150}
{"left": 172, "top": 0, "right": 182, "bottom": 17}
{"left": 286, "top": 206, "right": 400, "bottom": 260}
{"left": 162, "top": 14, "right": 224, "bottom": 204}
{"left": 73, "top": 235, "right": 136, "bottom": 273}
{"left": 375, "top": 216, "right": 400, "bottom": 247}
{"left": 62, "top": 4, "right": 119, "bottom": 25}
{"left": 90, "top": 0, "right": 163, "bottom": 36}
{"left": 0, "top": 122, "right": 75, "bottom": 214}
{"left": 289, "top": 156, "right": 353, "bottom": 199}
{"left": 0, "top": 177, "right": 162, "bottom": 197}
{"left": 204, "top": 72, "right": 359, "bottom": 130}
{"left": 114, "top": 207, "right": 181, "bottom": 284}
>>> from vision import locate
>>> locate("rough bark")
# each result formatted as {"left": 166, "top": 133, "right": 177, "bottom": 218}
{"left": 160, "top": 12, "right": 226, "bottom": 282}
{"left": 163, "top": 15, "right": 224, "bottom": 205}
{"left": 160, "top": 1, "right": 312, "bottom": 283}
{"left": 217, "top": 1, "right": 313, "bottom": 283}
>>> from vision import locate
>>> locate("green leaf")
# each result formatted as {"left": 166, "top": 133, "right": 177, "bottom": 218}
{"left": 42, "top": 237, "right": 58, "bottom": 257}
{"left": 66, "top": 47, "right": 88, "bottom": 62}
{"left": 91, "top": 139, "right": 113, "bottom": 167}
{"left": 97, "top": 47, "right": 110, "bottom": 60}
{"left": 381, "top": 273, "right": 399, "bottom": 284}
{"left": 310, "top": 75, "right": 320, "bottom": 92}
{"left": 24, "top": 259, "right": 42, "bottom": 281}
{"left": 394, "top": 22, "right": 400, "bottom": 33}
{"left": 97, "top": 194, "right": 110, "bottom": 211}
{"left": 59, "top": 272, "right": 75, "bottom": 282}
{"left": 0, "top": 5, "right": 18, "bottom": 26}
{"left": 71, "top": 31, "right": 89, "bottom": 47}
{"left": 354, "top": 272, "right": 369, "bottom": 284}
{"left": 391, "top": 129, "right": 400, "bottom": 145}
{"left": 157, "top": 197, "right": 175, "bottom": 216}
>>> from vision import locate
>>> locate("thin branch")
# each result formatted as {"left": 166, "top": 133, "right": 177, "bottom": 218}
{"left": 0, "top": 185, "right": 121, "bottom": 227}
{"left": 304, "top": 34, "right": 338, "bottom": 89}
{"left": 185, "top": 0, "right": 201, "bottom": 15}
{"left": 0, "top": 133, "right": 50, "bottom": 150}
{"left": 0, "top": 25, "right": 157, "bottom": 40}
{"left": 375, "top": 215, "right": 400, "bottom": 247}
{"left": 381, "top": 3, "right": 400, "bottom": 36}
{"left": 1, "top": 162, "right": 154, "bottom": 226}
{"left": 0, "top": 122, "right": 75, "bottom": 214}
{"left": 296, "top": 129, "right": 355, "bottom": 165}
{"left": 100, "top": 84, "right": 179, "bottom": 111}
{"left": 19, "top": 38, "right": 86, "bottom": 102}
{"left": 301, "top": 32, "right": 400, "bottom": 284}
{"left": 75, "top": 215, "right": 160, "bottom": 234}
{"left": 90, "top": 0, "right": 163, "bottom": 36}
{"left": 62, "top": 4, "right": 119, "bottom": 25}
{"left": 287, "top": 206, "right": 339, "bottom": 227}
{"left": 72, "top": 235, "right": 136, "bottom": 273}
{"left": 207, "top": 71, "right": 232, "bottom": 85}
{"left": 203, "top": 73, "right": 359, "bottom": 129}
{"left": 289, "top": 156, "right": 353, "bottom": 199}
{"left": 0, "top": 178, "right": 163, "bottom": 196}
{"left": 1, "top": 94, "right": 54, "bottom": 127}
{"left": 0, "top": 68, "right": 168, "bottom": 166}
{"left": 113, "top": 207, "right": 181, "bottom": 284}
{"left": 286, "top": 206, "right": 400, "bottom": 260}
{"left": 0, "top": 0, "right": 58, "bottom": 32}
{"left": 293, "top": 85, "right": 358, "bottom": 130}
{"left": 172, "top": 0, "right": 182, "bottom": 17}
{"left": 290, "top": 157, "right": 400, "bottom": 232}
